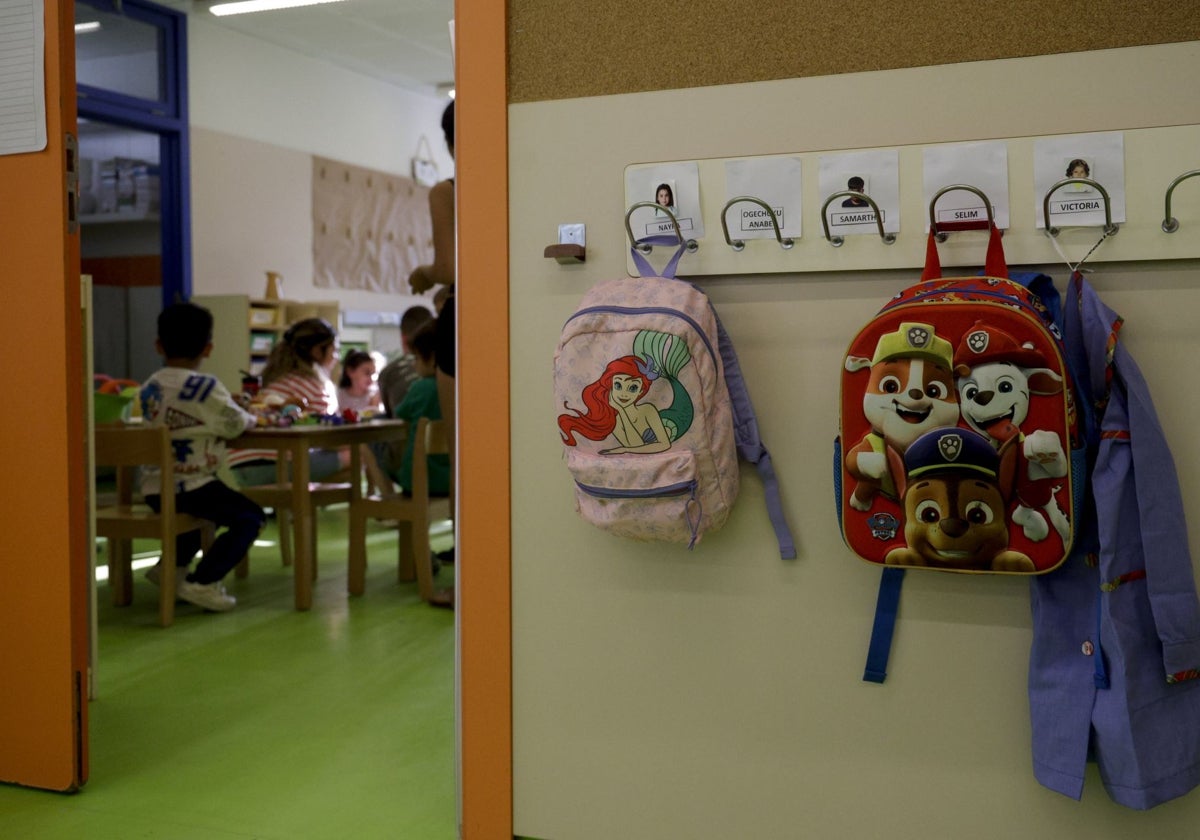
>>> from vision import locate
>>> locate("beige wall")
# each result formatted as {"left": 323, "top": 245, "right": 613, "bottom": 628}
{"left": 509, "top": 42, "right": 1200, "bottom": 839}
{"left": 187, "top": 17, "right": 452, "bottom": 321}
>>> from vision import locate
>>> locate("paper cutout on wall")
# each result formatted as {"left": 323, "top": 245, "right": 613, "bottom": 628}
{"left": 0, "top": 0, "right": 47, "bottom": 156}
{"left": 312, "top": 157, "right": 433, "bottom": 294}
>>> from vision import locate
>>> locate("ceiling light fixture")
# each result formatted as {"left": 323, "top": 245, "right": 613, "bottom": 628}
{"left": 74, "top": 21, "right": 102, "bottom": 33}
{"left": 210, "top": 0, "right": 349, "bottom": 17}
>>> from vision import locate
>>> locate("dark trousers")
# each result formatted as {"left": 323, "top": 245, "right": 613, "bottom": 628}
{"left": 146, "top": 480, "right": 266, "bottom": 585}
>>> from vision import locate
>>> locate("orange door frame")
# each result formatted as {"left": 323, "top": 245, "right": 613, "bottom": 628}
{"left": 0, "top": 0, "right": 90, "bottom": 792}
{"left": 455, "top": 1, "right": 513, "bottom": 836}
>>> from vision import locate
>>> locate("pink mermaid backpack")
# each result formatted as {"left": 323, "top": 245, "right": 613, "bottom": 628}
{"left": 554, "top": 236, "right": 794, "bottom": 558}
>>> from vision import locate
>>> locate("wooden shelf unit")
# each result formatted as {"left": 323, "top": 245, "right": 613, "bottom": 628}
{"left": 247, "top": 299, "right": 288, "bottom": 377}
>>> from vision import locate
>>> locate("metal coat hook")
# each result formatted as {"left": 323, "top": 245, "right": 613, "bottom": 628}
{"left": 624, "top": 201, "right": 699, "bottom": 254}
{"left": 719, "top": 196, "right": 793, "bottom": 251}
{"left": 928, "top": 184, "right": 995, "bottom": 243}
{"left": 819, "top": 191, "right": 896, "bottom": 247}
{"left": 1042, "top": 178, "right": 1118, "bottom": 237}
{"left": 1162, "top": 169, "right": 1200, "bottom": 233}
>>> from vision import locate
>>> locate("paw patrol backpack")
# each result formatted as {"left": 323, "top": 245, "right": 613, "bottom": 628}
{"left": 835, "top": 221, "right": 1083, "bottom": 681}
{"left": 555, "top": 236, "right": 795, "bottom": 559}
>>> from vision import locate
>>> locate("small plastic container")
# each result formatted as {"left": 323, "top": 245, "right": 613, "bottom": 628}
{"left": 94, "top": 392, "right": 134, "bottom": 424}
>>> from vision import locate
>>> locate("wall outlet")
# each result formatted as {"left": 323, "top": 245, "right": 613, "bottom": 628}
{"left": 558, "top": 223, "right": 585, "bottom": 246}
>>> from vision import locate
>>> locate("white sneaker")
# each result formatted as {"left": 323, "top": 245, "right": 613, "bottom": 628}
{"left": 176, "top": 579, "right": 237, "bottom": 612}
{"left": 145, "top": 562, "right": 188, "bottom": 588}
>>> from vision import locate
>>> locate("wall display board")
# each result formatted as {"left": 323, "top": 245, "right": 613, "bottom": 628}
{"left": 311, "top": 156, "right": 433, "bottom": 295}
{"left": 623, "top": 124, "right": 1200, "bottom": 278}
{"left": 512, "top": 41, "right": 1200, "bottom": 840}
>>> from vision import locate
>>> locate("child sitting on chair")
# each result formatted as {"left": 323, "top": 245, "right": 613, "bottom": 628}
{"left": 227, "top": 317, "right": 349, "bottom": 486}
{"left": 139, "top": 302, "right": 266, "bottom": 612}
{"left": 389, "top": 324, "right": 450, "bottom": 497}
{"left": 336, "top": 349, "right": 383, "bottom": 415}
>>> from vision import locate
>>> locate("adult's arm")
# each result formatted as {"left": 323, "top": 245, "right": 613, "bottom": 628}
{"left": 409, "top": 179, "right": 456, "bottom": 293}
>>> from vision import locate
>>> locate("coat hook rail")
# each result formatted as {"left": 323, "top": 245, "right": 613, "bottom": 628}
{"left": 820, "top": 191, "right": 896, "bottom": 247}
{"left": 1042, "top": 177, "right": 1118, "bottom": 237}
{"left": 624, "top": 201, "right": 698, "bottom": 254}
{"left": 928, "top": 184, "right": 995, "bottom": 243}
{"left": 720, "top": 195, "right": 794, "bottom": 251}
{"left": 1162, "top": 169, "right": 1200, "bottom": 233}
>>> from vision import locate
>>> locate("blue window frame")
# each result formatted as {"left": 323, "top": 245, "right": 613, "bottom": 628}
{"left": 76, "top": 0, "right": 191, "bottom": 305}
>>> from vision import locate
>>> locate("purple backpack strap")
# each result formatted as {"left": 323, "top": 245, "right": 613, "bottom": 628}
{"left": 715, "top": 315, "right": 797, "bottom": 560}
{"left": 630, "top": 236, "right": 687, "bottom": 279}
{"left": 631, "top": 238, "right": 796, "bottom": 559}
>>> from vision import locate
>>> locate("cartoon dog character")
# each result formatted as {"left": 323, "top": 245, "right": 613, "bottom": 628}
{"left": 844, "top": 322, "right": 960, "bottom": 511}
{"left": 885, "top": 427, "right": 1034, "bottom": 572}
{"left": 953, "top": 321, "right": 1070, "bottom": 543}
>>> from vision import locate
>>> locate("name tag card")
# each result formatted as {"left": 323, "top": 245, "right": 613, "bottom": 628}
{"left": 819, "top": 149, "right": 900, "bottom": 237}
{"left": 923, "top": 141, "right": 1010, "bottom": 230}
{"left": 1033, "top": 132, "right": 1126, "bottom": 229}
{"left": 625, "top": 161, "right": 705, "bottom": 242}
{"left": 723, "top": 157, "right": 803, "bottom": 241}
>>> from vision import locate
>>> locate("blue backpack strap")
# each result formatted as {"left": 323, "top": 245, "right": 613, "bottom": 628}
{"left": 630, "top": 236, "right": 687, "bottom": 279}
{"left": 863, "top": 567, "right": 906, "bottom": 683}
{"left": 713, "top": 314, "right": 797, "bottom": 560}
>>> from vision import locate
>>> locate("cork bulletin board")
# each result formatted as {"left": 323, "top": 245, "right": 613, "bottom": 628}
{"left": 508, "top": 0, "right": 1200, "bottom": 103}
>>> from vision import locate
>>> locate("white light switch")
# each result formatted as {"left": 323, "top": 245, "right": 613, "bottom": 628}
{"left": 558, "top": 223, "right": 586, "bottom": 247}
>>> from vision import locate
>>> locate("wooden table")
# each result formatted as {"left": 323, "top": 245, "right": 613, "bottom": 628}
{"left": 236, "top": 419, "right": 408, "bottom": 610}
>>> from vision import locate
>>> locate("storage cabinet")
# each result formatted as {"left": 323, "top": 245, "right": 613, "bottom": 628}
{"left": 246, "top": 299, "right": 288, "bottom": 376}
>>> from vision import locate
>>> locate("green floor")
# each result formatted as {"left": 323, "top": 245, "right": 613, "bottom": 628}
{"left": 0, "top": 509, "right": 457, "bottom": 840}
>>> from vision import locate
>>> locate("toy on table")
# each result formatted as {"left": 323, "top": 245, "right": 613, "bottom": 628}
{"left": 243, "top": 392, "right": 378, "bottom": 428}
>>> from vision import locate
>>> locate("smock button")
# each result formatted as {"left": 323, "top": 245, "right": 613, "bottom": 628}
{"left": 1081, "top": 640, "right": 1095, "bottom": 656}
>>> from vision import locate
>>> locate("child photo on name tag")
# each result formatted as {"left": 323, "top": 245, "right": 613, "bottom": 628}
{"left": 1065, "top": 157, "right": 1094, "bottom": 192}
{"left": 653, "top": 181, "right": 677, "bottom": 216}
{"left": 841, "top": 175, "right": 870, "bottom": 207}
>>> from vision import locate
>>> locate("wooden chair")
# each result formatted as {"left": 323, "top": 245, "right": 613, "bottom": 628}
{"left": 348, "top": 418, "right": 452, "bottom": 603}
{"left": 94, "top": 424, "right": 215, "bottom": 627}
{"left": 236, "top": 459, "right": 352, "bottom": 579}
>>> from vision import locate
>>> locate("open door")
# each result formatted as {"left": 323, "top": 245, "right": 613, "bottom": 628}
{"left": 0, "top": 0, "right": 90, "bottom": 791}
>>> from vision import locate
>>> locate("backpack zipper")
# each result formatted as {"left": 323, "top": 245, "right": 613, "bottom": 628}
{"left": 575, "top": 478, "right": 697, "bottom": 499}
{"left": 575, "top": 478, "right": 703, "bottom": 548}
{"left": 888, "top": 287, "right": 1067, "bottom": 341}
{"left": 887, "top": 285, "right": 1053, "bottom": 327}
